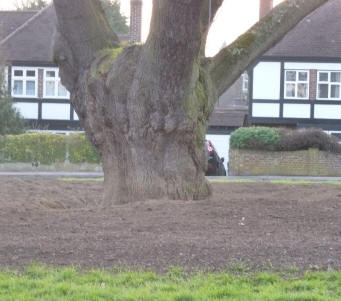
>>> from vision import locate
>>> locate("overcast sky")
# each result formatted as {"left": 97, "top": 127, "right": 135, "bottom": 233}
{"left": 0, "top": 0, "right": 284, "bottom": 56}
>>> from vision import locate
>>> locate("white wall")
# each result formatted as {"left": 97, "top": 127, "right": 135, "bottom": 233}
{"left": 206, "top": 134, "right": 230, "bottom": 172}
{"left": 253, "top": 62, "right": 281, "bottom": 100}
{"left": 73, "top": 110, "right": 79, "bottom": 121}
{"left": 13, "top": 102, "right": 38, "bottom": 119}
{"left": 42, "top": 103, "right": 70, "bottom": 120}
{"left": 252, "top": 103, "right": 280, "bottom": 118}
{"left": 314, "top": 105, "right": 341, "bottom": 119}
{"left": 285, "top": 62, "right": 341, "bottom": 70}
{"left": 283, "top": 104, "right": 311, "bottom": 119}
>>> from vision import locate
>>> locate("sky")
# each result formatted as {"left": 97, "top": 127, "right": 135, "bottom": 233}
{"left": 0, "top": 0, "right": 284, "bottom": 56}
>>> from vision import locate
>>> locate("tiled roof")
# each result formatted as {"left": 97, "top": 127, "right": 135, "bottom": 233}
{"left": 265, "top": 0, "right": 341, "bottom": 58}
{"left": 0, "top": 10, "right": 38, "bottom": 41}
{"left": 208, "top": 108, "right": 248, "bottom": 127}
{"left": 0, "top": 5, "right": 129, "bottom": 64}
{"left": 0, "top": 5, "right": 57, "bottom": 63}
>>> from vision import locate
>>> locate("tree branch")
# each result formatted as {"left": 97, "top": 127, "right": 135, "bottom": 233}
{"left": 53, "top": 0, "right": 119, "bottom": 71}
{"left": 199, "top": 0, "right": 223, "bottom": 52}
{"left": 209, "top": 0, "right": 329, "bottom": 96}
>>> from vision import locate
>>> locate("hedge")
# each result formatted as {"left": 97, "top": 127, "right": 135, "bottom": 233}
{"left": 230, "top": 126, "right": 280, "bottom": 150}
{"left": 67, "top": 134, "right": 100, "bottom": 164}
{"left": 230, "top": 127, "right": 341, "bottom": 153}
{"left": 0, "top": 133, "right": 100, "bottom": 164}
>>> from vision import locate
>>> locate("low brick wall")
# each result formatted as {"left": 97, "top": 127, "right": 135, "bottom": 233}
{"left": 229, "top": 148, "right": 341, "bottom": 176}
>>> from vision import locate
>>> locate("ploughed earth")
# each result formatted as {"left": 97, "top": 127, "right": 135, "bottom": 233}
{"left": 0, "top": 177, "right": 340, "bottom": 272}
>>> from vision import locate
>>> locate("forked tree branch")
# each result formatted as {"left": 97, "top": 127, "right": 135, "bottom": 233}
{"left": 209, "top": 0, "right": 329, "bottom": 97}
{"left": 53, "top": 0, "right": 119, "bottom": 71}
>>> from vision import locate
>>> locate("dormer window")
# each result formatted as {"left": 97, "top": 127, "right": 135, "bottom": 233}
{"left": 284, "top": 70, "right": 309, "bottom": 99}
{"left": 11, "top": 67, "right": 38, "bottom": 98}
{"left": 43, "top": 68, "right": 69, "bottom": 99}
{"left": 317, "top": 71, "right": 341, "bottom": 100}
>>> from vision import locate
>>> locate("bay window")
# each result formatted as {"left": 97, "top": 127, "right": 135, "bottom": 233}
{"left": 284, "top": 70, "right": 309, "bottom": 99}
{"left": 12, "top": 67, "right": 38, "bottom": 97}
{"left": 317, "top": 71, "right": 341, "bottom": 100}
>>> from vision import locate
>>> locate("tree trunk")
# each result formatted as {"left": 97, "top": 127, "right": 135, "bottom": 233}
{"left": 53, "top": 0, "right": 328, "bottom": 204}
{"left": 101, "top": 133, "right": 211, "bottom": 205}
{"left": 75, "top": 44, "right": 214, "bottom": 204}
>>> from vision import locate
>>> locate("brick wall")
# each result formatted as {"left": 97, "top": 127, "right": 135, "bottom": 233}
{"left": 309, "top": 69, "right": 317, "bottom": 100}
{"left": 129, "top": 0, "right": 142, "bottom": 43}
{"left": 38, "top": 68, "right": 44, "bottom": 98}
{"left": 229, "top": 148, "right": 341, "bottom": 176}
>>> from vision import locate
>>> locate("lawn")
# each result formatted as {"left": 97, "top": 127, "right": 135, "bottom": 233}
{"left": 1, "top": 265, "right": 340, "bottom": 301}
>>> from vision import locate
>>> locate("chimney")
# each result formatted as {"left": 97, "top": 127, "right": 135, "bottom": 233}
{"left": 259, "top": 0, "right": 273, "bottom": 19}
{"left": 129, "top": 0, "right": 142, "bottom": 43}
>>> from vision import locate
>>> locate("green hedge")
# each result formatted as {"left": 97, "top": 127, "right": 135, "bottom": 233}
{"left": 67, "top": 134, "right": 100, "bottom": 164}
{"left": 230, "top": 127, "right": 280, "bottom": 150}
{"left": 0, "top": 133, "right": 66, "bottom": 164}
{"left": 0, "top": 133, "right": 100, "bottom": 164}
{"left": 230, "top": 127, "right": 341, "bottom": 153}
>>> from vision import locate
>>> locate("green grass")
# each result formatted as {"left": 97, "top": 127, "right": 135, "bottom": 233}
{"left": 208, "top": 178, "right": 257, "bottom": 183}
{"left": 59, "top": 177, "right": 104, "bottom": 182}
{"left": 209, "top": 178, "right": 341, "bottom": 185}
{"left": 59, "top": 177, "right": 341, "bottom": 186}
{"left": 268, "top": 179, "right": 341, "bottom": 185}
{"left": 1, "top": 265, "right": 340, "bottom": 301}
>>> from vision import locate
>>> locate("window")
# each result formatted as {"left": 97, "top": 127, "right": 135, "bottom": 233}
{"left": 242, "top": 72, "right": 249, "bottom": 93}
{"left": 317, "top": 71, "right": 341, "bottom": 100}
{"left": 11, "top": 67, "right": 38, "bottom": 97}
{"left": 284, "top": 70, "right": 309, "bottom": 99}
{"left": 43, "top": 68, "right": 69, "bottom": 98}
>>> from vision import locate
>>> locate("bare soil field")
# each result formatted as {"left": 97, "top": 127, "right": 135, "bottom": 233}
{"left": 0, "top": 177, "right": 340, "bottom": 272}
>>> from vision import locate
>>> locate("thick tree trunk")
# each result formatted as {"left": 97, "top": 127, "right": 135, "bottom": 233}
{"left": 53, "top": 0, "right": 328, "bottom": 204}
{"left": 101, "top": 134, "right": 211, "bottom": 205}
{"left": 79, "top": 45, "right": 214, "bottom": 204}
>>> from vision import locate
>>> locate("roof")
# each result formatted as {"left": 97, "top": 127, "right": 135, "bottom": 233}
{"left": 0, "top": 10, "right": 38, "bottom": 41}
{"left": 0, "top": 5, "right": 57, "bottom": 63}
{"left": 208, "top": 108, "right": 248, "bottom": 127}
{"left": 265, "top": 0, "right": 341, "bottom": 58}
{"left": 0, "top": 4, "right": 129, "bottom": 65}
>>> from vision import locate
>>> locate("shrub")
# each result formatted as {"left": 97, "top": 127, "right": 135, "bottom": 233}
{"left": 67, "top": 134, "right": 100, "bottom": 164}
{"left": 0, "top": 133, "right": 66, "bottom": 164}
{"left": 230, "top": 126, "right": 280, "bottom": 150}
{"left": 230, "top": 126, "right": 341, "bottom": 153}
{"left": 0, "top": 97, "right": 26, "bottom": 135}
{"left": 276, "top": 128, "right": 341, "bottom": 153}
{"left": 0, "top": 133, "right": 102, "bottom": 164}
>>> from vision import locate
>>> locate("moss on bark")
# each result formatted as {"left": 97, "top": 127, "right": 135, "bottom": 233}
{"left": 91, "top": 46, "right": 125, "bottom": 77}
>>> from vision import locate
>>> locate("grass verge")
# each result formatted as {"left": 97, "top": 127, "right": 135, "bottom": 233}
{"left": 209, "top": 178, "right": 341, "bottom": 185}
{"left": 268, "top": 179, "right": 341, "bottom": 185}
{"left": 59, "top": 177, "right": 341, "bottom": 186}
{"left": 1, "top": 265, "right": 340, "bottom": 301}
{"left": 59, "top": 177, "right": 104, "bottom": 182}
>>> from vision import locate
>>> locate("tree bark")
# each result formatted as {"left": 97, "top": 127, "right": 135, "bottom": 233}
{"left": 53, "top": 0, "right": 328, "bottom": 204}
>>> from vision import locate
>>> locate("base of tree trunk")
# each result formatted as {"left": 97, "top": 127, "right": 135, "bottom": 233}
{"left": 101, "top": 142, "right": 211, "bottom": 205}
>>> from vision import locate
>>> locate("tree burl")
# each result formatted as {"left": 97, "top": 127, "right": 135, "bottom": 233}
{"left": 53, "top": 0, "right": 328, "bottom": 204}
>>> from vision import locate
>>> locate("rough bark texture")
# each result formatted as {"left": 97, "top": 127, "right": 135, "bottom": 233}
{"left": 53, "top": 0, "right": 328, "bottom": 204}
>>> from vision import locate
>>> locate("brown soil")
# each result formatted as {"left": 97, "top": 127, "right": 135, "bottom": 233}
{"left": 0, "top": 177, "right": 340, "bottom": 272}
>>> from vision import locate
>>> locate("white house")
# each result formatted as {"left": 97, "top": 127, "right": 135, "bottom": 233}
{"left": 249, "top": 0, "right": 341, "bottom": 138}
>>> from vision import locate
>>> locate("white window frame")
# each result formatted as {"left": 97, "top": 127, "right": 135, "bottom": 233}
{"left": 43, "top": 67, "right": 70, "bottom": 99}
{"left": 242, "top": 72, "right": 249, "bottom": 93}
{"left": 11, "top": 67, "right": 38, "bottom": 98}
{"left": 284, "top": 69, "right": 309, "bottom": 100}
{"left": 317, "top": 70, "right": 341, "bottom": 101}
